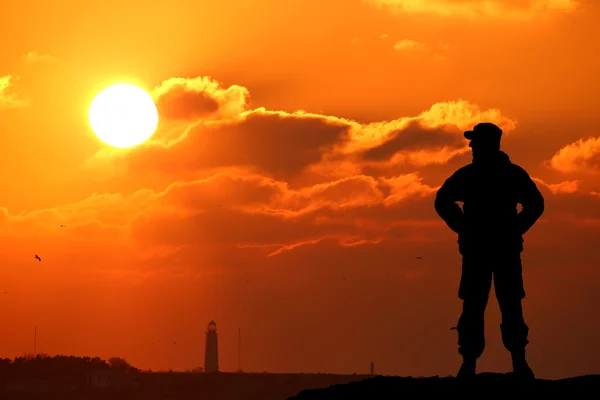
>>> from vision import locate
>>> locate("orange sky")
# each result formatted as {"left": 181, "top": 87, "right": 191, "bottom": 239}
{"left": 0, "top": 0, "right": 599, "bottom": 379}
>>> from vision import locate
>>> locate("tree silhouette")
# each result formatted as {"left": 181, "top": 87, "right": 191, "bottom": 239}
{"left": 108, "top": 357, "right": 133, "bottom": 370}
{"left": 0, "top": 354, "right": 138, "bottom": 378}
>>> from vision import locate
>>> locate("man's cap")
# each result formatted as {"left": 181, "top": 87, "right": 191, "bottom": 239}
{"left": 464, "top": 122, "right": 502, "bottom": 142}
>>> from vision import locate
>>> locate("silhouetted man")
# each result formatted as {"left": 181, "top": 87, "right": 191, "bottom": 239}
{"left": 434, "top": 122, "right": 544, "bottom": 380}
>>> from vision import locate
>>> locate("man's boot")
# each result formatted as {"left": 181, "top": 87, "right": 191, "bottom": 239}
{"left": 511, "top": 349, "right": 535, "bottom": 380}
{"left": 457, "top": 356, "right": 477, "bottom": 380}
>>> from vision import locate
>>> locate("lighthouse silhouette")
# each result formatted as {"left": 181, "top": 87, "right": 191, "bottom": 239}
{"left": 204, "top": 321, "right": 219, "bottom": 373}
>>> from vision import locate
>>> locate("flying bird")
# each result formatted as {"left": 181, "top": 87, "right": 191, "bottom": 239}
{"left": 34, "top": 255, "right": 41, "bottom": 262}
{"left": 416, "top": 257, "right": 423, "bottom": 260}
{"left": 60, "top": 225, "right": 66, "bottom": 228}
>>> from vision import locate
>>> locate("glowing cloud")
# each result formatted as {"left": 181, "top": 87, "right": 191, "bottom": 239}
{"left": 366, "top": 0, "right": 578, "bottom": 19}
{"left": 0, "top": 75, "right": 27, "bottom": 109}
{"left": 548, "top": 137, "right": 600, "bottom": 174}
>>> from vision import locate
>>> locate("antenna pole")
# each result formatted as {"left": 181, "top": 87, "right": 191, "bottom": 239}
{"left": 33, "top": 326, "right": 37, "bottom": 357}
{"left": 238, "top": 327, "right": 241, "bottom": 372}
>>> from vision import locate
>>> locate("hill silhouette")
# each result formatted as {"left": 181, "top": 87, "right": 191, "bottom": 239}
{"left": 0, "top": 353, "right": 137, "bottom": 378}
{"left": 288, "top": 373, "right": 600, "bottom": 398}
{"left": 1, "top": 355, "right": 598, "bottom": 398}
{"left": 0, "top": 354, "right": 371, "bottom": 398}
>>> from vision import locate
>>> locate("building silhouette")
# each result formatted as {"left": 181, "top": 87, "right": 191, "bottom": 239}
{"left": 204, "top": 321, "right": 219, "bottom": 373}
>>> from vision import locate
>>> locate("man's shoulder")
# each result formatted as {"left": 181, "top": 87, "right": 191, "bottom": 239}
{"left": 451, "top": 163, "right": 475, "bottom": 177}
{"left": 507, "top": 162, "right": 531, "bottom": 177}
{"left": 449, "top": 161, "right": 531, "bottom": 179}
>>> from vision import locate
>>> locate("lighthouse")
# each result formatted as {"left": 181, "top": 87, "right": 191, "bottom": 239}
{"left": 204, "top": 321, "right": 219, "bottom": 373}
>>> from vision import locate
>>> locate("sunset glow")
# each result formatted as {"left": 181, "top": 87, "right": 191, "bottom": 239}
{"left": 0, "top": 0, "right": 599, "bottom": 381}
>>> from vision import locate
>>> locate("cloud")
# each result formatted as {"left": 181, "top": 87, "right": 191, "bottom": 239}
{"left": 361, "top": 121, "right": 464, "bottom": 161}
{"left": 339, "top": 100, "right": 516, "bottom": 169}
{"left": 135, "top": 170, "right": 435, "bottom": 247}
{"left": 547, "top": 137, "right": 600, "bottom": 174}
{"left": 20, "top": 51, "right": 54, "bottom": 65}
{"left": 393, "top": 39, "right": 429, "bottom": 52}
{"left": 380, "top": 173, "right": 439, "bottom": 205}
{"left": 61, "top": 76, "right": 523, "bottom": 279}
{"left": 392, "top": 39, "right": 450, "bottom": 62}
{"left": 0, "top": 165, "right": 444, "bottom": 276}
{"left": 13, "top": 158, "right": 592, "bottom": 282}
{"left": 151, "top": 76, "right": 249, "bottom": 121}
{"left": 533, "top": 177, "right": 580, "bottom": 194}
{"left": 125, "top": 109, "right": 353, "bottom": 178}
{"left": 4, "top": 155, "right": 593, "bottom": 279}
{"left": 414, "top": 99, "right": 517, "bottom": 132}
{"left": 366, "top": 0, "right": 578, "bottom": 19}
{"left": 0, "top": 75, "right": 27, "bottom": 109}
{"left": 81, "top": 78, "right": 517, "bottom": 211}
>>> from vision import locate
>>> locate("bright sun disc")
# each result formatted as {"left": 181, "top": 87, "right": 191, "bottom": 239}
{"left": 88, "top": 83, "right": 159, "bottom": 148}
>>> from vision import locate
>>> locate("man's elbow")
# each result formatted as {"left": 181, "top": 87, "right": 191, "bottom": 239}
{"left": 524, "top": 199, "right": 544, "bottom": 219}
{"left": 433, "top": 194, "right": 446, "bottom": 215}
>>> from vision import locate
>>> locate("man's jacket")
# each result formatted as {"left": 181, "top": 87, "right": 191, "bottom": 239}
{"left": 434, "top": 150, "right": 544, "bottom": 254}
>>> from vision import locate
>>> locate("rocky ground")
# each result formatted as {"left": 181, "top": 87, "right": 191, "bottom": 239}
{"left": 288, "top": 373, "right": 600, "bottom": 399}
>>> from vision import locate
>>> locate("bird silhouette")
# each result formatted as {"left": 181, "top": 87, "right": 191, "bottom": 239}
{"left": 450, "top": 326, "right": 457, "bottom": 330}
{"left": 60, "top": 225, "right": 66, "bottom": 228}
{"left": 416, "top": 257, "right": 423, "bottom": 260}
{"left": 173, "top": 341, "right": 177, "bottom": 345}
{"left": 34, "top": 255, "right": 41, "bottom": 262}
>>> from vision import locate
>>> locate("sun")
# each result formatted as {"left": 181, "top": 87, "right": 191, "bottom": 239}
{"left": 88, "top": 83, "right": 159, "bottom": 148}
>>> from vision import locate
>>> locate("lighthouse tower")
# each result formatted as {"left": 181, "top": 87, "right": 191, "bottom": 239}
{"left": 204, "top": 321, "right": 219, "bottom": 373}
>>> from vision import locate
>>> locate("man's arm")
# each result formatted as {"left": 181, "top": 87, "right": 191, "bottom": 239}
{"left": 434, "top": 172, "right": 465, "bottom": 234}
{"left": 516, "top": 168, "right": 545, "bottom": 236}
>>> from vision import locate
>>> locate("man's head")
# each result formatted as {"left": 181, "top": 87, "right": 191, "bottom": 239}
{"left": 464, "top": 122, "right": 502, "bottom": 155}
